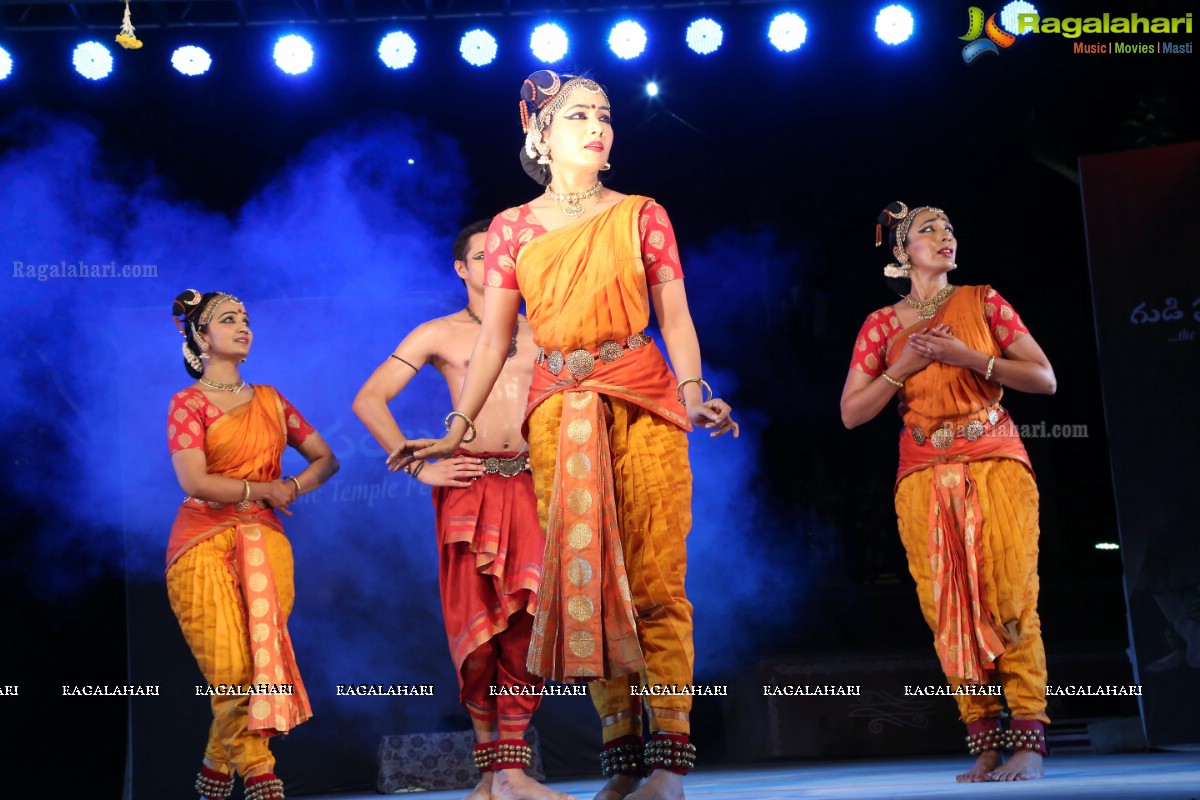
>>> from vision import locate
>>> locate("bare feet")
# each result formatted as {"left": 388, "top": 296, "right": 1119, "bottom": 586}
{"left": 466, "top": 772, "right": 494, "bottom": 800}
{"left": 955, "top": 750, "right": 1002, "bottom": 782}
{"left": 988, "top": 750, "right": 1044, "bottom": 781}
{"left": 592, "top": 774, "right": 640, "bottom": 800}
{"left": 625, "top": 770, "right": 684, "bottom": 800}
{"left": 491, "top": 768, "right": 576, "bottom": 800}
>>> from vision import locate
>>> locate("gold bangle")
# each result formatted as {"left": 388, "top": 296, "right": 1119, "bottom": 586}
{"left": 284, "top": 475, "right": 302, "bottom": 495}
{"left": 240, "top": 479, "right": 252, "bottom": 504}
{"left": 444, "top": 411, "right": 478, "bottom": 444}
{"left": 984, "top": 355, "right": 997, "bottom": 381}
{"left": 881, "top": 373, "right": 903, "bottom": 388}
{"left": 675, "top": 377, "right": 713, "bottom": 404}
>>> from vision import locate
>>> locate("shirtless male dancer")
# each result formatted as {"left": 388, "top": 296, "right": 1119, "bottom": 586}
{"left": 354, "top": 220, "right": 573, "bottom": 800}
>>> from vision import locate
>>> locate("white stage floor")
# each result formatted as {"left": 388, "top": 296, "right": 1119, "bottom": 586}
{"left": 304, "top": 751, "right": 1200, "bottom": 799}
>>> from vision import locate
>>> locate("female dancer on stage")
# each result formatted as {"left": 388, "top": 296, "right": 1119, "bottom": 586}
{"left": 166, "top": 290, "right": 338, "bottom": 800}
{"left": 840, "top": 203, "right": 1056, "bottom": 782}
{"left": 402, "top": 70, "right": 738, "bottom": 800}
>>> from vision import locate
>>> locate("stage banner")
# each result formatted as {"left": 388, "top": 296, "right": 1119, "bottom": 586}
{"left": 1080, "top": 141, "right": 1200, "bottom": 748}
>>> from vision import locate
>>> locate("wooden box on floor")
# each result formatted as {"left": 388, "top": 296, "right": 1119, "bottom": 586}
{"left": 377, "top": 728, "right": 545, "bottom": 793}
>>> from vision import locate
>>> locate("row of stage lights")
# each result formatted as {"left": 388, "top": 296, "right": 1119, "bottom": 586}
{"left": 0, "top": 3, "right": 1040, "bottom": 82}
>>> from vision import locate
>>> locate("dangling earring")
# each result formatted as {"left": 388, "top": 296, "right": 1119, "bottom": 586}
{"left": 535, "top": 141, "right": 551, "bottom": 166}
{"left": 239, "top": 357, "right": 247, "bottom": 364}
{"left": 601, "top": 162, "right": 611, "bottom": 171}
{"left": 182, "top": 341, "right": 203, "bottom": 373}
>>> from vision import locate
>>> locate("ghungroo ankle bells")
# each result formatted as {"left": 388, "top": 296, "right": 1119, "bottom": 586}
{"left": 599, "top": 735, "right": 645, "bottom": 778}
{"left": 473, "top": 742, "right": 496, "bottom": 772}
{"left": 1006, "top": 719, "right": 1049, "bottom": 756}
{"left": 643, "top": 733, "right": 696, "bottom": 775}
{"left": 195, "top": 767, "right": 234, "bottom": 800}
{"left": 475, "top": 739, "right": 533, "bottom": 772}
{"left": 965, "top": 719, "right": 1007, "bottom": 755}
{"left": 243, "top": 773, "right": 285, "bottom": 800}
{"left": 493, "top": 739, "right": 533, "bottom": 770}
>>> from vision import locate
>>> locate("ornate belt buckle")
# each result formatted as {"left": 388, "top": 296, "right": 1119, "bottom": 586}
{"left": 964, "top": 420, "right": 985, "bottom": 441}
{"left": 546, "top": 350, "right": 565, "bottom": 376}
{"left": 627, "top": 333, "right": 649, "bottom": 349}
{"left": 566, "top": 349, "right": 596, "bottom": 377}
{"left": 911, "top": 426, "right": 927, "bottom": 446}
{"left": 483, "top": 457, "right": 500, "bottom": 475}
{"left": 208, "top": 500, "right": 225, "bottom": 510}
{"left": 499, "top": 457, "right": 523, "bottom": 478}
{"left": 987, "top": 408, "right": 1000, "bottom": 426}
{"left": 598, "top": 340, "right": 624, "bottom": 364}
{"left": 931, "top": 427, "right": 954, "bottom": 449}
{"left": 234, "top": 500, "right": 254, "bottom": 512}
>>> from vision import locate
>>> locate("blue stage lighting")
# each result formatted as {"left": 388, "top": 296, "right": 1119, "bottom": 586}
{"left": 876, "top": 5, "right": 914, "bottom": 45}
{"left": 273, "top": 34, "right": 314, "bottom": 75}
{"left": 608, "top": 20, "right": 647, "bottom": 60}
{"left": 460, "top": 29, "right": 498, "bottom": 66}
{"left": 379, "top": 31, "right": 416, "bottom": 69}
{"left": 685, "top": 18, "right": 724, "bottom": 55}
{"left": 1000, "top": 2, "right": 1039, "bottom": 35}
{"left": 0, "top": 47, "right": 11, "bottom": 80}
{"left": 646, "top": 82, "right": 659, "bottom": 97}
{"left": 530, "top": 23, "right": 568, "bottom": 63}
{"left": 768, "top": 13, "right": 808, "bottom": 52}
{"left": 73, "top": 41, "right": 113, "bottom": 80}
{"left": 171, "top": 46, "right": 212, "bottom": 76}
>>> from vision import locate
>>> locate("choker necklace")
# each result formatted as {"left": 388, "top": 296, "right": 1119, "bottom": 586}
{"left": 199, "top": 376, "right": 246, "bottom": 394}
{"left": 545, "top": 181, "right": 603, "bottom": 218}
{"left": 465, "top": 307, "right": 519, "bottom": 359}
{"left": 904, "top": 284, "right": 956, "bottom": 321}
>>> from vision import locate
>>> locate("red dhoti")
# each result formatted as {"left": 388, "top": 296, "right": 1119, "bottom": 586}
{"left": 433, "top": 452, "right": 546, "bottom": 735}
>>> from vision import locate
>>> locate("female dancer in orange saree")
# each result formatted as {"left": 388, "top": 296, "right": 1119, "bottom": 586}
{"left": 167, "top": 290, "right": 338, "bottom": 800}
{"left": 402, "top": 71, "right": 738, "bottom": 800}
{"left": 841, "top": 204, "right": 1057, "bottom": 782}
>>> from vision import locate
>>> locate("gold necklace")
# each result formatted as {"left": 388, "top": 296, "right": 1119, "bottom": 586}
{"left": 199, "top": 376, "right": 246, "bottom": 393}
{"left": 545, "top": 181, "right": 603, "bottom": 218}
{"left": 904, "top": 285, "right": 956, "bottom": 321}
{"left": 465, "top": 307, "right": 519, "bottom": 359}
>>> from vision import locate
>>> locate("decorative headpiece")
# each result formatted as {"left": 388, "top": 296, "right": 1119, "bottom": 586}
{"left": 518, "top": 70, "right": 607, "bottom": 184}
{"left": 172, "top": 289, "right": 243, "bottom": 372}
{"left": 875, "top": 202, "right": 944, "bottom": 278}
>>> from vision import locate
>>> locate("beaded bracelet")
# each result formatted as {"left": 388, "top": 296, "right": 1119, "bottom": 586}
{"left": 881, "top": 373, "right": 903, "bottom": 388}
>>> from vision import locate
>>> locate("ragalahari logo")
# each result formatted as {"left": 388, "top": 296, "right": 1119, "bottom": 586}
{"left": 960, "top": 7, "right": 1017, "bottom": 62}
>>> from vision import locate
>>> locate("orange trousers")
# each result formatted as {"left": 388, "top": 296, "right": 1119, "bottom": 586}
{"left": 529, "top": 393, "right": 694, "bottom": 740}
{"left": 895, "top": 458, "right": 1049, "bottom": 723}
{"left": 166, "top": 527, "right": 295, "bottom": 777}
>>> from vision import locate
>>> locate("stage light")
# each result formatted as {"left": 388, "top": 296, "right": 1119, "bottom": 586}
{"left": 0, "top": 47, "right": 11, "bottom": 80}
{"left": 407, "top": 158, "right": 415, "bottom": 165}
{"left": 646, "top": 82, "right": 659, "bottom": 97}
{"left": 608, "top": 20, "right": 647, "bottom": 60}
{"left": 273, "top": 34, "right": 313, "bottom": 75}
{"left": 1000, "top": 2, "right": 1039, "bottom": 35}
{"left": 530, "top": 23, "right": 568, "bottom": 63}
{"left": 1094, "top": 542, "right": 1120, "bottom": 550}
{"left": 876, "top": 5, "right": 915, "bottom": 45}
{"left": 768, "top": 13, "right": 808, "bottom": 52}
{"left": 460, "top": 29, "right": 498, "bottom": 66}
{"left": 379, "top": 31, "right": 416, "bottom": 70}
{"left": 685, "top": 18, "right": 724, "bottom": 55}
{"left": 171, "top": 46, "right": 212, "bottom": 76}
{"left": 73, "top": 41, "right": 113, "bottom": 80}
